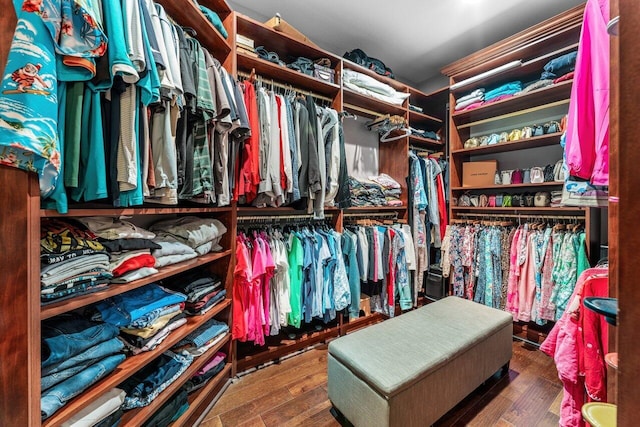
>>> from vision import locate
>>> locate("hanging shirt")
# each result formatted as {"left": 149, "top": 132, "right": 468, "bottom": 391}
{"left": 0, "top": 0, "right": 106, "bottom": 201}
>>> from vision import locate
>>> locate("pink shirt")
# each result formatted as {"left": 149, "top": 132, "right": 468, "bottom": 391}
{"left": 564, "top": 0, "right": 610, "bottom": 186}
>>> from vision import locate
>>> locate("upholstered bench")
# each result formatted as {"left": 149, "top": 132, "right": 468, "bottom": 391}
{"left": 327, "top": 296, "right": 513, "bottom": 427}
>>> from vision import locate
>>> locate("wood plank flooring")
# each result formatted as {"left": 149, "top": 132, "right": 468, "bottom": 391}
{"left": 201, "top": 341, "right": 562, "bottom": 426}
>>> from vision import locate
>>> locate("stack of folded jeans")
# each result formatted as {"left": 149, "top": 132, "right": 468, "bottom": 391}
{"left": 40, "top": 219, "right": 113, "bottom": 304}
{"left": 348, "top": 177, "right": 388, "bottom": 207}
{"left": 172, "top": 318, "right": 229, "bottom": 358}
{"left": 369, "top": 173, "right": 403, "bottom": 206}
{"left": 91, "top": 284, "right": 188, "bottom": 355}
{"left": 183, "top": 352, "right": 227, "bottom": 394}
{"left": 40, "top": 314, "right": 126, "bottom": 420}
{"left": 142, "top": 388, "right": 189, "bottom": 427}
{"left": 78, "top": 217, "right": 160, "bottom": 283}
{"left": 541, "top": 50, "right": 578, "bottom": 80}
{"left": 119, "top": 351, "right": 193, "bottom": 410}
{"left": 149, "top": 216, "right": 228, "bottom": 256}
{"left": 162, "top": 270, "right": 227, "bottom": 315}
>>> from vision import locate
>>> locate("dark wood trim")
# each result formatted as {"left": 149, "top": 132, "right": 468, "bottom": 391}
{"left": 0, "top": 166, "right": 40, "bottom": 425}
{"left": 616, "top": 0, "right": 639, "bottom": 423}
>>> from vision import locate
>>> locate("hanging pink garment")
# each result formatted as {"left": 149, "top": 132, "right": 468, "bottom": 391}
{"left": 564, "top": 0, "right": 610, "bottom": 186}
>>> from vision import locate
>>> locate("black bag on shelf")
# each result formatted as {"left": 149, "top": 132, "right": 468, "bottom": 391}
{"left": 343, "top": 48, "right": 395, "bottom": 79}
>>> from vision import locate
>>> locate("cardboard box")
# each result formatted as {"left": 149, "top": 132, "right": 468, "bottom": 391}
{"left": 462, "top": 160, "right": 497, "bottom": 187}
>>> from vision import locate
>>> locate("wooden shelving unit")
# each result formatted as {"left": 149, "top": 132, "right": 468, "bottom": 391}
{"left": 452, "top": 181, "right": 562, "bottom": 191}
{"left": 451, "top": 132, "right": 563, "bottom": 155}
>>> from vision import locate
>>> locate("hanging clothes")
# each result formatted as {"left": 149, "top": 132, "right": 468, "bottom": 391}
{"left": 443, "top": 221, "right": 589, "bottom": 322}
{"left": 232, "top": 225, "right": 351, "bottom": 345}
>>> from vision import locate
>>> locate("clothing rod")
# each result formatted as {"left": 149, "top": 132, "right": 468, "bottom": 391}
{"left": 343, "top": 211, "right": 398, "bottom": 219}
{"left": 456, "top": 99, "right": 570, "bottom": 129}
{"left": 237, "top": 214, "right": 333, "bottom": 222}
{"left": 456, "top": 212, "right": 584, "bottom": 221}
{"left": 409, "top": 145, "right": 435, "bottom": 153}
{"left": 237, "top": 71, "right": 334, "bottom": 104}
{"left": 342, "top": 102, "right": 386, "bottom": 119}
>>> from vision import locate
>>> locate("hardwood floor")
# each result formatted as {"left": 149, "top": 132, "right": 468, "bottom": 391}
{"left": 201, "top": 340, "right": 562, "bottom": 427}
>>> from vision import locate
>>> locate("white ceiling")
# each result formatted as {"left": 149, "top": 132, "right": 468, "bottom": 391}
{"left": 227, "top": 0, "right": 584, "bottom": 89}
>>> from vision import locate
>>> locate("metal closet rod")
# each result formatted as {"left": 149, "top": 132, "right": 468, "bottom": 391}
{"left": 237, "top": 70, "right": 335, "bottom": 104}
{"left": 456, "top": 212, "right": 584, "bottom": 221}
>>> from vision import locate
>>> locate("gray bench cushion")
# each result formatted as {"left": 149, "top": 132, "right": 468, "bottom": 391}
{"left": 328, "top": 296, "right": 513, "bottom": 398}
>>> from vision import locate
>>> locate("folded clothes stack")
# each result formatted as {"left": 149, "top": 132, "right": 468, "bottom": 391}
{"left": 40, "top": 219, "right": 112, "bottom": 305}
{"left": 454, "top": 88, "right": 484, "bottom": 111}
{"left": 183, "top": 352, "right": 227, "bottom": 394}
{"left": 149, "top": 216, "right": 227, "bottom": 258}
{"left": 40, "top": 314, "right": 126, "bottom": 420}
{"left": 342, "top": 69, "right": 410, "bottom": 106}
{"left": 349, "top": 177, "right": 388, "bottom": 207}
{"left": 78, "top": 217, "right": 160, "bottom": 284}
{"left": 60, "top": 388, "right": 125, "bottom": 427}
{"left": 173, "top": 318, "right": 229, "bottom": 358}
{"left": 369, "top": 173, "right": 403, "bottom": 206}
{"left": 119, "top": 350, "right": 193, "bottom": 410}
{"left": 162, "top": 269, "right": 227, "bottom": 316}
{"left": 90, "top": 284, "right": 188, "bottom": 355}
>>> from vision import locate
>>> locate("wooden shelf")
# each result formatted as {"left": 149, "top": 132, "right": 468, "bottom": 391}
{"left": 409, "top": 109, "right": 443, "bottom": 125}
{"left": 236, "top": 51, "right": 340, "bottom": 98}
{"left": 172, "top": 364, "right": 232, "bottom": 426}
{"left": 41, "top": 251, "right": 232, "bottom": 320}
{"left": 120, "top": 336, "right": 232, "bottom": 427}
{"left": 154, "top": 0, "right": 231, "bottom": 58}
{"left": 42, "top": 304, "right": 232, "bottom": 427}
{"left": 452, "top": 181, "right": 562, "bottom": 191}
{"left": 451, "top": 206, "right": 586, "bottom": 213}
{"left": 343, "top": 88, "right": 407, "bottom": 117}
{"left": 452, "top": 132, "right": 563, "bottom": 155}
{"left": 344, "top": 206, "right": 407, "bottom": 212}
{"left": 236, "top": 14, "right": 341, "bottom": 66}
{"left": 236, "top": 325, "right": 340, "bottom": 372}
{"left": 409, "top": 135, "right": 444, "bottom": 148}
{"left": 452, "top": 80, "right": 573, "bottom": 125}
{"left": 450, "top": 43, "right": 579, "bottom": 96}
{"left": 41, "top": 205, "right": 233, "bottom": 218}
{"left": 409, "top": 86, "right": 449, "bottom": 121}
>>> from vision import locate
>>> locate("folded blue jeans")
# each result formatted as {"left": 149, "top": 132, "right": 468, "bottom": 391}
{"left": 141, "top": 388, "right": 189, "bottom": 427}
{"left": 41, "top": 337, "right": 124, "bottom": 389}
{"left": 41, "top": 353, "right": 125, "bottom": 420}
{"left": 541, "top": 50, "right": 577, "bottom": 79}
{"left": 121, "top": 351, "right": 193, "bottom": 409}
{"left": 175, "top": 318, "right": 228, "bottom": 348}
{"left": 94, "top": 284, "right": 186, "bottom": 326}
{"left": 42, "top": 314, "right": 120, "bottom": 369}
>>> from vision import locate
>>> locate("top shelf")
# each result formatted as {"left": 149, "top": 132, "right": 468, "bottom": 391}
{"left": 236, "top": 14, "right": 341, "bottom": 67}
{"left": 452, "top": 80, "right": 572, "bottom": 126}
{"left": 155, "top": 0, "right": 231, "bottom": 58}
{"left": 450, "top": 43, "right": 579, "bottom": 96}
